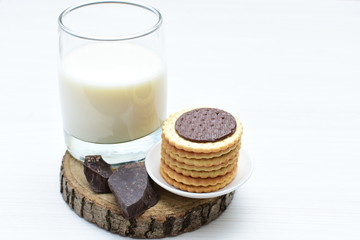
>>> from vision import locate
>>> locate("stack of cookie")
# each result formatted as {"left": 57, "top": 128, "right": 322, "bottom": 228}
{"left": 160, "top": 108, "right": 243, "bottom": 193}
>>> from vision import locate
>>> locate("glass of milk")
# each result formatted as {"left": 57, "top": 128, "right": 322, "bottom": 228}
{"left": 58, "top": 1, "right": 166, "bottom": 165}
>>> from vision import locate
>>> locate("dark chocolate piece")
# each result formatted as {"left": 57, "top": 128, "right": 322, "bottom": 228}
{"left": 108, "top": 163, "right": 158, "bottom": 219}
{"left": 175, "top": 108, "right": 237, "bottom": 143}
{"left": 84, "top": 155, "right": 113, "bottom": 193}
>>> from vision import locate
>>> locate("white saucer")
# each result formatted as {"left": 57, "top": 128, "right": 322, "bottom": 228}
{"left": 145, "top": 142, "right": 253, "bottom": 199}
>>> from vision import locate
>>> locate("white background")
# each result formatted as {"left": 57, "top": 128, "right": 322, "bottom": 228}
{"left": 1, "top": 0, "right": 360, "bottom": 239}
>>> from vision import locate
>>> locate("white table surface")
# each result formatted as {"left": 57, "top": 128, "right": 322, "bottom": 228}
{"left": 1, "top": 0, "right": 360, "bottom": 239}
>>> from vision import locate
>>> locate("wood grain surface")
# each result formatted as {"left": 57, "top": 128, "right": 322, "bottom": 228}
{"left": 60, "top": 151, "right": 234, "bottom": 238}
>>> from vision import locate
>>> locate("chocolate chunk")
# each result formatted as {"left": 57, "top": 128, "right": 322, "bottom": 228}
{"left": 84, "top": 155, "right": 113, "bottom": 193}
{"left": 175, "top": 108, "right": 237, "bottom": 143}
{"left": 108, "top": 163, "right": 158, "bottom": 219}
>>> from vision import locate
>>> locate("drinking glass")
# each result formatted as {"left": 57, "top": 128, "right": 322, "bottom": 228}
{"left": 58, "top": 1, "right": 166, "bottom": 165}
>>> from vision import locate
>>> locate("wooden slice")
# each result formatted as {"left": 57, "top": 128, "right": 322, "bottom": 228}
{"left": 60, "top": 151, "right": 235, "bottom": 238}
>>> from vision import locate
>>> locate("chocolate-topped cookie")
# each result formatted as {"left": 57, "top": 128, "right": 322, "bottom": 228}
{"left": 162, "top": 108, "right": 243, "bottom": 154}
{"left": 175, "top": 108, "right": 237, "bottom": 143}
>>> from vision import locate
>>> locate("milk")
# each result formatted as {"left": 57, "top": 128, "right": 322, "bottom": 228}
{"left": 59, "top": 42, "right": 166, "bottom": 144}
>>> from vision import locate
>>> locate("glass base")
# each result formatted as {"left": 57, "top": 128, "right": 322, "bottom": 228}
{"left": 64, "top": 128, "right": 161, "bottom": 166}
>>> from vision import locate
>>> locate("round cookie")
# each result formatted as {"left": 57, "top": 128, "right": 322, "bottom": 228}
{"left": 161, "top": 162, "right": 237, "bottom": 187}
{"left": 161, "top": 137, "right": 241, "bottom": 160}
{"left": 161, "top": 158, "right": 237, "bottom": 179}
{"left": 161, "top": 148, "right": 239, "bottom": 170}
{"left": 160, "top": 167, "right": 237, "bottom": 193}
{"left": 162, "top": 109, "right": 243, "bottom": 153}
{"left": 162, "top": 142, "right": 240, "bottom": 167}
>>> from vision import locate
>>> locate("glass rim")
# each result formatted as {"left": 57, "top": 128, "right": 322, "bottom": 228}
{"left": 58, "top": 1, "right": 163, "bottom": 41}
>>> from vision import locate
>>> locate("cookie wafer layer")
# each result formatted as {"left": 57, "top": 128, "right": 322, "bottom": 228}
{"left": 160, "top": 167, "right": 237, "bottom": 193}
{"left": 161, "top": 158, "right": 237, "bottom": 179}
{"left": 161, "top": 150, "right": 239, "bottom": 172}
{"left": 162, "top": 139, "right": 240, "bottom": 167}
